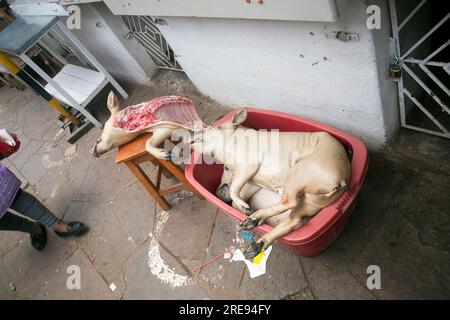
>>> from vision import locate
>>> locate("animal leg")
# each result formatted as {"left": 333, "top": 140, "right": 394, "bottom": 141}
{"left": 217, "top": 167, "right": 261, "bottom": 206}
{"left": 245, "top": 203, "right": 295, "bottom": 228}
{"left": 145, "top": 128, "right": 174, "bottom": 160}
{"left": 243, "top": 160, "right": 312, "bottom": 228}
{"left": 255, "top": 190, "right": 325, "bottom": 250}
{"left": 231, "top": 183, "right": 261, "bottom": 214}
{"left": 229, "top": 165, "right": 259, "bottom": 214}
{"left": 243, "top": 208, "right": 308, "bottom": 259}
{"left": 242, "top": 185, "right": 301, "bottom": 229}
{"left": 257, "top": 205, "right": 318, "bottom": 250}
{"left": 257, "top": 214, "right": 303, "bottom": 251}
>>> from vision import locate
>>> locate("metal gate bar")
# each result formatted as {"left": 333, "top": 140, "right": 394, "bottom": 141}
{"left": 122, "top": 15, "right": 182, "bottom": 71}
{"left": 389, "top": 0, "right": 450, "bottom": 138}
{"left": 400, "top": 12, "right": 449, "bottom": 60}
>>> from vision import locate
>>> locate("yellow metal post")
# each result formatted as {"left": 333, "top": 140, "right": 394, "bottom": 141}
{"left": 0, "top": 52, "right": 79, "bottom": 125}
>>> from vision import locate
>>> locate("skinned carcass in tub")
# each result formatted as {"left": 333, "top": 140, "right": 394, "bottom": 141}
{"left": 189, "top": 109, "right": 351, "bottom": 258}
{"left": 92, "top": 91, "right": 204, "bottom": 159}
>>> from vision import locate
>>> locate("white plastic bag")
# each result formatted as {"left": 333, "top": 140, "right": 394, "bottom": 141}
{"left": 0, "top": 129, "right": 16, "bottom": 146}
{"left": 232, "top": 246, "right": 273, "bottom": 278}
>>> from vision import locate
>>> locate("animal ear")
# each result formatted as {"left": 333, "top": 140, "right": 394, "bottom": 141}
{"left": 107, "top": 91, "right": 121, "bottom": 114}
{"left": 232, "top": 108, "right": 248, "bottom": 125}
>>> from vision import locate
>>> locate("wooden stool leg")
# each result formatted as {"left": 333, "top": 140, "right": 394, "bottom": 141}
{"left": 150, "top": 158, "right": 173, "bottom": 179}
{"left": 159, "top": 159, "right": 205, "bottom": 199}
{"left": 126, "top": 160, "right": 171, "bottom": 211}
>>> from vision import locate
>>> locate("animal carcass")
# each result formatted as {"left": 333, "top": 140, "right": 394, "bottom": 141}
{"left": 92, "top": 91, "right": 203, "bottom": 158}
{"left": 190, "top": 109, "right": 351, "bottom": 257}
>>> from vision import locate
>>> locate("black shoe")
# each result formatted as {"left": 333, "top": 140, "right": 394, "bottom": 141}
{"left": 54, "top": 221, "right": 88, "bottom": 238}
{"left": 30, "top": 223, "right": 47, "bottom": 251}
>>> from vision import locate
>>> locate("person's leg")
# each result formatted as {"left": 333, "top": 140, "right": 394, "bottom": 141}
{"left": 0, "top": 210, "right": 48, "bottom": 250}
{"left": 10, "top": 189, "right": 61, "bottom": 229}
{"left": 10, "top": 189, "right": 87, "bottom": 237}
{"left": 0, "top": 211, "right": 35, "bottom": 233}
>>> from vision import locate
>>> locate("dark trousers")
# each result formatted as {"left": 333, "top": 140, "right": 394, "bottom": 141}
{"left": 0, "top": 189, "right": 59, "bottom": 234}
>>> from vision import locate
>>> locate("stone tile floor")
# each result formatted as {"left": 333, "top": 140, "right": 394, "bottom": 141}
{"left": 0, "top": 71, "right": 449, "bottom": 300}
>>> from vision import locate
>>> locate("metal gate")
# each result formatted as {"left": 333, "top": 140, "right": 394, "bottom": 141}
{"left": 389, "top": 0, "right": 449, "bottom": 138}
{"left": 122, "top": 15, "right": 182, "bottom": 71}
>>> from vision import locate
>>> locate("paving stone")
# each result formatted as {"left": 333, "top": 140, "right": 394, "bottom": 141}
{"left": 64, "top": 200, "right": 137, "bottom": 282}
{"left": 20, "top": 120, "right": 52, "bottom": 142}
{"left": 35, "top": 168, "right": 69, "bottom": 201}
{"left": 301, "top": 255, "right": 374, "bottom": 300}
{"left": 158, "top": 196, "right": 217, "bottom": 269}
{"left": 76, "top": 152, "right": 134, "bottom": 202}
{"left": 63, "top": 147, "right": 92, "bottom": 190}
{"left": 63, "top": 200, "right": 107, "bottom": 231}
{"left": 1, "top": 87, "right": 34, "bottom": 115}
{"left": 349, "top": 167, "right": 450, "bottom": 300}
{"left": 58, "top": 128, "right": 100, "bottom": 183}
{"left": 3, "top": 232, "right": 78, "bottom": 299}
{"left": 70, "top": 126, "right": 103, "bottom": 158}
{"left": 33, "top": 249, "right": 115, "bottom": 299}
{"left": 238, "top": 246, "right": 308, "bottom": 300}
{"left": 282, "top": 287, "right": 315, "bottom": 300}
{"left": 0, "top": 103, "right": 18, "bottom": 129}
{"left": 390, "top": 168, "right": 450, "bottom": 252}
{"left": 334, "top": 154, "right": 409, "bottom": 258}
{"left": 20, "top": 102, "right": 56, "bottom": 141}
{"left": 123, "top": 241, "right": 208, "bottom": 299}
{"left": 20, "top": 149, "right": 49, "bottom": 186}
{"left": 44, "top": 178, "right": 80, "bottom": 218}
{"left": 389, "top": 130, "right": 450, "bottom": 172}
{"left": 349, "top": 217, "right": 450, "bottom": 299}
{"left": 9, "top": 139, "right": 43, "bottom": 171}
{"left": 0, "top": 231, "right": 26, "bottom": 258}
{"left": 109, "top": 270, "right": 127, "bottom": 299}
{"left": 114, "top": 181, "right": 156, "bottom": 245}
{"left": 40, "top": 138, "right": 71, "bottom": 164}
{"left": 199, "top": 213, "right": 245, "bottom": 293}
{"left": 0, "top": 258, "right": 17, "bottom": 300}
{"left": 41, "top": 121, "right": 66, "bottom": 143}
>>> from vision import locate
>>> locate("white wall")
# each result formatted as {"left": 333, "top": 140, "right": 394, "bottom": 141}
{"left": 104, "top": 0, "right": 339, "bottom": 22}
{"left": 369, "top": 0, "right": 400, "bottom": 144}
{"left": 64, "top": 2, "right": 158, "bottom": 86}
{"left": 156, "top": 0, "right": 399, "bottom": 148}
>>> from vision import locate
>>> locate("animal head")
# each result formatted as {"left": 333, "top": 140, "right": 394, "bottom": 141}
{"left": 190, "top": 108, "right": 248, "bottom": 157}
{"left": 92, "top": 91, "right": 139, "bottom": 157}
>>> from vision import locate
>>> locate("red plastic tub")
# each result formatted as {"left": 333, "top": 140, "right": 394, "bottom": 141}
{"left": 185, "top": 108, "right": 368, "bottom": 256}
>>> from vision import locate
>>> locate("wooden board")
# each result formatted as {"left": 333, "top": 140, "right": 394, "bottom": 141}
{"left": 115, "top": 133, "right": 153, "bottom": 164}
{"left": 44, "top": 64, "right": 106, "bottom": 106}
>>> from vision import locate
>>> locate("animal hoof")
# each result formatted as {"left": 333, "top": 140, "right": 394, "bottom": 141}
{"left": 240, "top": 218, "right": 258, "bottom": 230}
{"left": 164, "top": 151, "right": 172, "bottom": 161}
{"left": 243, "top": 241, "right": 264, "bottom": 260}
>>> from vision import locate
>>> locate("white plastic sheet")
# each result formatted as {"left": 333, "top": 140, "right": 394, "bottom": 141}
{"left": 232, "top": 246, "right": 273, "bottom": 278}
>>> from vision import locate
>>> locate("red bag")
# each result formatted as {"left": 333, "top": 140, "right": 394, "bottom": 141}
{"left": 0, "top": 133, "right": 20, "bottom": 160}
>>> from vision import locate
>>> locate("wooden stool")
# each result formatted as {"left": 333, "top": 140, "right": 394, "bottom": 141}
{"left": 115, "top": 133, "right": 203, "bottom": 210}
